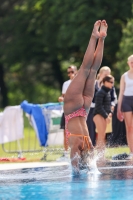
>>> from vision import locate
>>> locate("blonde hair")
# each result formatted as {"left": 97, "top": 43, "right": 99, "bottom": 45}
{"left": 128, "top": 55, "right": 133, "bottom": 61}
{"left": 97, "top": 66, "right": 111, "bottom": 80}
{"left": 68, "top": 65, "right": 77, "bottom": 71}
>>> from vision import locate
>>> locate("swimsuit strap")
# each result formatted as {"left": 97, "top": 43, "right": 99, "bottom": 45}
{"left": 68, "top": 133, "right": 90, "bottom": 150}
{"left": 83, "top": 136, "right": 90, "bottom": 150}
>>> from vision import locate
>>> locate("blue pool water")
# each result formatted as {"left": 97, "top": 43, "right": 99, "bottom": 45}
{"left": 0, "top": 165, "right": 133, "bottom": 200}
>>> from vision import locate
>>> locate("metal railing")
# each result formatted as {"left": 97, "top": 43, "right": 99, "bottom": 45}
{"left": 1, "top": 107, "right": 65, "bottom": 161}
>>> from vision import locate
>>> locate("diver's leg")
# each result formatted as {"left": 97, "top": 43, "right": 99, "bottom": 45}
{"left": 83, "top": 20, "right": 108, "bottom": 111}
{"left": 64, "top": 20, "right": 101, "bottom": 115}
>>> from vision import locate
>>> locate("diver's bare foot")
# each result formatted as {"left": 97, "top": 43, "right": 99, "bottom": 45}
{"left": 92, "top": 20, "right": 101, "bottom": 38}
{"left": 100, "top": 20, "right": 108, "bottom": 38}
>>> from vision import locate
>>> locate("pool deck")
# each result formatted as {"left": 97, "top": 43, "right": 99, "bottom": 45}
{"left": 0, "top": 161, "right": 69, "bottom": 171}
{"left": 1, "top": 159, "right": 132, "bottom": 171}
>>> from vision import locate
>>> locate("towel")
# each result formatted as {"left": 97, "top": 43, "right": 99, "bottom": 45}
{"left": 21, "top": 100, "right": 63, "bottom": 147}
{"left": 0, "top": 106, "right": 24, "bottom": 144}
{"left": 21, "top": 100, "right": 48, "bottom": 146}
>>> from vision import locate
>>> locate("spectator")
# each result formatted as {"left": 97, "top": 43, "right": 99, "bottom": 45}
{"left": 86, "top": 66, "right": 117, "bottom": 146}
{"left": 93, "top": 75, "right": 115, "bottom": 160}
{"left": 117, "top": 54, "right": 133, "bottom": 160}
{"left": 57, "top": 65, "right": 77, "bottom": 161}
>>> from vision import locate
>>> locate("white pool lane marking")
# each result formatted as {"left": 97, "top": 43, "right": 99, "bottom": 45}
{"left": 0, "top": 161, "right": 69, "bottom": 171}
{"left": 99, "top": 165, "right": 133, "bottom": 169}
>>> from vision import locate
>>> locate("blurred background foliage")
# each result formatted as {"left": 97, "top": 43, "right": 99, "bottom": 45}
{"left": 0, "top": 0, "right": 133, "bottom": 107}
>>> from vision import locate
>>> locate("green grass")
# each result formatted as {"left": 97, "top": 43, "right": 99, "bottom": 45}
{"left": 0, "top": 112, "right": 65, "bottom": 162}
{"left": 0, "top": 126, "right": 64, "bottom": 162}
{"left": 105, "top": 146, "right": 129, "bottom": 158}
{"left": 0, "top": 114, "right": 130, "bottom": 163}
{"left": 0, "top": 133, "right": 130, "bottom": 163}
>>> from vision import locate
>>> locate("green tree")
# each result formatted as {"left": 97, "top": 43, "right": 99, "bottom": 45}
{"left": 115, "top": 17, "right": 133, "bottom": 89}
{"left": 0, "top": 0, "right": 132, "bottom": 106}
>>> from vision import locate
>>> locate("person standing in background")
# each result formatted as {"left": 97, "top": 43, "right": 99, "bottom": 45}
{"left": 117, "top": 55, "right": 133, "bottom": 160}
{"left": 93, "top": 75, "right": 115, "bottom": 160}
{"left": 57, "top": 65, "right": 77, "bottom": 161}
{"left": 86, "top": 66, "right": 117, "bottom": 146}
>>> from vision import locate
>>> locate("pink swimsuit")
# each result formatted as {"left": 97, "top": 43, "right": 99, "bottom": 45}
{"left": 65, "top": 107, "right": 90, "bottom": 150}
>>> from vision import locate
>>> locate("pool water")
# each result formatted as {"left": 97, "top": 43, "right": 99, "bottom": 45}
{"left": 0, "top": 165, "right": 133, "bottom": 200}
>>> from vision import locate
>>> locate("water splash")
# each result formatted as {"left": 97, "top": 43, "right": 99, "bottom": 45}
{"left": 70, "top": 151, "right": 101, "bottom": 176}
